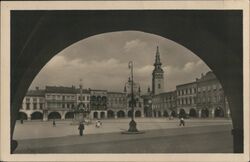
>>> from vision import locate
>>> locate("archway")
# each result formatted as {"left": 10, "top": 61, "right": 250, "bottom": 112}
{"left": 163, "top": 111, "right": 169, "bottom": 117}
{"left": 48, "top": 112, "right": 61, "bottom": 120}
{"left": 100, "top": 112, "right": 105, "bottom": 118}
{"left": 189, "top": 109, "right": 197, "bottom": 118}
{"left": 179, "top": 109, "right": 186, "bottom": 118}
{"left": 135, "top": 110, "right": 141, "bottom": 117}
{"left": 215, "top": 107, "right": 225, "bottom": 117}
{"left": 31, "top": 112, "right": 43, "bottom": 120}
{"left": 10, "top": 10, "right": 243, "bottom": 152}
{"left": 117, "top": 110, "right": 125, "bottom": 118}
{"left": 65, "top": 112, "right": 74, "bottom": 119}
{"left": 171, "top": 111, "right": 176, "bottom": 117}
{"left": 93, "top": 112, "right": 98, "bottom": 119}
{"left": 17, "top": 112, "right": 28, "bottom": 120}
{"left": 107, "top": 110, "right": 114, "bottom": 118}
{"left": 201, "top": 108, "right": 209, "bottom": 118}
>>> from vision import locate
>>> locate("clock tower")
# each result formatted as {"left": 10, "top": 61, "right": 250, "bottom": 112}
{"left": 152, "top": 46, "right": 164, "bottom": 95}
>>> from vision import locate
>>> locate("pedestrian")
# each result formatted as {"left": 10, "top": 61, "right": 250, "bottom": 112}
{"left": 53, "top": 119, "right": 56, "bottom": 127}
{"left": 95, "top": 120, "right": 101, "bottom": 128}
{"left": 78, "top": 122, "right": 85, "bottom": 136}
{"left": 179, "top": 117, "right": 185, "bottom": 126}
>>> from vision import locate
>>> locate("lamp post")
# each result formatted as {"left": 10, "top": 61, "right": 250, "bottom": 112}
{"left": 128, "top": 61, "right": 138, "bottom": 132}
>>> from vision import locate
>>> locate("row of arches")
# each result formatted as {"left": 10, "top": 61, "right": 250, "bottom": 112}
{"left": 106, "top": 110, "right": 142, "bottom": 118}
{"left": 152, "top": 107, "right": 225, "bottom": 118}
{"left": 17, "top": 111, "right": 75, "bottom": 120}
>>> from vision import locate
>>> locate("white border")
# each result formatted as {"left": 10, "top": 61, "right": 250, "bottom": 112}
{"left": 1, "top": 1, "right": 249, "bottom": 162}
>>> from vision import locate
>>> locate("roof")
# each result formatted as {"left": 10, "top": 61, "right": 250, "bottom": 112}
{"left": 26, "top": 90, "right": 45, "bottom": 96}
{"left": 45, "top": 86, "right": 76, "bottom": 94}
{"left": 75, "top": 88, "right": 90, "bottom": 94}
{"left": 176, "top": 81, "right": 197, "bottom": 88}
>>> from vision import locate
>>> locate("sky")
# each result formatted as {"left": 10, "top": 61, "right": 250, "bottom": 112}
{"left": 29, "top": 31, "right": 211, "bottom": 93}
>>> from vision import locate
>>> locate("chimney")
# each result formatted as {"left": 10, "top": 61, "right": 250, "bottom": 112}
{"left": 35, "top": 86, "right": 39, "bottom": 90}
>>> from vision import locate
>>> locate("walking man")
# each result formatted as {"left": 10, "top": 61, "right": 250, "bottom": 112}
{"left": 179, "top": 117, "right": 185, "bottom": 126}
{"left": 53, "top": 119, "right": 56, "bottom": 127}
{"left": 78, "top": 122, "right": 85, "bottom": 136}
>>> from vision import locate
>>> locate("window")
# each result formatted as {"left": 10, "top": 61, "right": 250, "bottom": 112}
{"left": 33, "top": 103, "right": 37, "bottom": 110}
{"left": 158, "top": 84, "right": 161, "bottom": 89}
{"left": 39, "top": 98, "right": 44, "bottom": 102}
{"left": 40, "top": 103, "right": 43, "bottom": 109}
{"left": 67, "top": 104, "right": 70, "bottom": 108}
{"left": 83, "top": 96, "right": 85, "bottom": 101}
{"left": 26, "top": 103, "right": 30, "bottom": 110}
{"left": 33, "top": 98, "right": 37, "bottom": 102}
{"left": 26, "top": 98, "right": 30, "bottom": 102}
{"left": 62, "top": 104, "right": 65, "bottom": 108}
{"left": 87, "top": 96, "right": 90, "bottom": 100}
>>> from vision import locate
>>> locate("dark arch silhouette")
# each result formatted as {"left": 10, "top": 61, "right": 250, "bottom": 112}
{"left": 201, "top": 108, "right": 209, "bottom": 118}
{"left": 117, "top": 110, "right": 125, "bottom": 118}
{"left": 135, "top": 110, "right": 141, "bottom": 117}
{"left": 189, "top": 108, "right": 197, "bottom": 118}
{"left": 128, "top": 110, "right": 132, "bottom": 117}
{"left": 65, "top": 112, "right": 74, "bottom": 119}
{"left": 179, "top": 109, "right": 187, "bottom": 118}
{"left": 18, "top": 112, "right": 28, "bottom": 120}
{"left": 163, "top": 111, "right": 169, "bottom": 117}
{"left": 93, "top": 112, "right": 98, "bottom": 119}
{"left": 171, "top": 111, "right": 177, "bottom": 117}
{"left": 11, "top": 10, "right": 243, "bottom": 152}
{"left": 107, "top": 110, "right": 114, "bottom": 118}
{"left": 48, "top": 112, "right": 61, "bottom": 120}
{"left": 31, "top": 111, "right": 43, "bottom": 120}
{"left": 215, "top": 107, "right": 224, "bottom": 117}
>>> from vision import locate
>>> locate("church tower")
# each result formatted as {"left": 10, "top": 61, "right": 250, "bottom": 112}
{"left": 152, "top": 46, "right": 164, "bottom": 95}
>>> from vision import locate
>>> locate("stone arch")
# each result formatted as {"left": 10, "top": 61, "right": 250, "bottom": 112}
{"left": 215, "top": 107, "right": 224, "bottom": 117}
{"left": 48, "top": 112, "right": 61, "bottom": 120}
{"left": 163, "top": 111, "right": 169, "bottom": 117}
{"left": 31, "top": 111, "right": 43, "bottom": 120}
{"left": 18, "top": 112, "right": 28, "bottom": 120}
{"left": 201, "top": 108, "right": 209, "bottom": 118}
{"left": 10, "top": 11, "right": 243, "bottom": 152}
{"left": 179, "top": 109, "right": 186, "bottom": 118}
{"left": 189, "top": 108, "right": 197, "bottom": 118}
{"left": 170, "top": 111, "right": 177, "bottom": 117}
{"left": 93, "top": 112, "right": 98, "bottom": 119}
{"left": 65, "top": 112, "right": 74, "bottom": 119}
{"left": 135, "top": 110, "right": 141, "bottom": 117}
{"left": 107, "top": 110, "right": 114, "bottom": 118}
{"left": 117, "top": 110, "right": 125, "bottom": 118}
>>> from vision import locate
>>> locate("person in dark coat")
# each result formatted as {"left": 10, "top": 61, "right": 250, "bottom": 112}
{"left": 78, "top": 122, "right": 85, "bottom": 136}
{"left": 53, "top": 119, "right": 56, "bottom": 127}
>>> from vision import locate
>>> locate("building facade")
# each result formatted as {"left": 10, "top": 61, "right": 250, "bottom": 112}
{"left": 176, "top": 82, "right": 197, "bottom": 118}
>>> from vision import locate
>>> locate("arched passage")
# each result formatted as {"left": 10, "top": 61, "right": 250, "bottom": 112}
{"left": 107, "top": 110, "right": 114, "bottom": 118}
{"left": 179, "top": 109, "right": 186, "bottom": 118}
{"left": 65, "top": 112, "right": 74, "bottom": 119}
{"left": 135, "top": 110, "right": 141, "bottom": 117}
{"left": 31, "top": 112, "right": 43, "bottom": 120}
{"left": 93, "top": 112, "right": 98, "bottom": 119}
{"left": 18, "top": 112, "right": 28, "bottom": 120}
{"left": 215, "top": 107, "right": 225, "bottom": 117}
{"left": 163, "top": 111, "right": 169, "bottom": 117}
{"left": 10, "top": 10, "right": 243, "bottom": 152}
{"left": 117, "top": 110, "right": 125, "bottom": 118}
{"left": 189, "top": 109, "right": 197, "bottom": 118}
{"left": 201, "top": 108, "right": 209, "bottom": 118}
{"left": 48, "top": 112, "right": 61, "bottom": 120}
{"left": 171, "top": 111, "right": 176, "bottom": 117}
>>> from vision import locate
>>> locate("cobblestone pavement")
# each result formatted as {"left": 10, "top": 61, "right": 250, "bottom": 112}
{"left": 14, "top": 124, "right": 233, "bottom": 153}
{"left": 14, "top": 118, "right": 232, "bottom": 140}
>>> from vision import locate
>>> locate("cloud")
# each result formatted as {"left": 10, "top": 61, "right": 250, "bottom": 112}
{"left": 124, "top": 39, "right": 147, "bottom": 52}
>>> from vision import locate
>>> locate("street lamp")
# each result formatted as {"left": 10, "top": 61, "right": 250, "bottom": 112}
{"left": 127, "top": 61, "right": 138, "bottom": 132}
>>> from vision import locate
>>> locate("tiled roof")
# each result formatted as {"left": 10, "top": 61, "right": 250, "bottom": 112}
{"left": 45, "top": 86, "right": 76, "bottom": 93}
{"left": 176, "top": 81, "right": 197, "bottom": 88}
